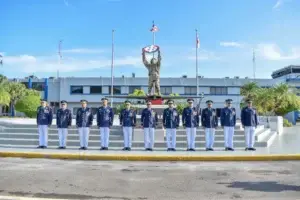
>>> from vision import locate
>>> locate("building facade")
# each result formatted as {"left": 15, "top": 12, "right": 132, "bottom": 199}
{"left": 3, "top": 65, "right": 300, "bottom": 119}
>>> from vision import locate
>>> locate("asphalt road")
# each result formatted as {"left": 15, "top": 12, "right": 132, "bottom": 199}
{"left": 0, "top": 158, "right": 300, "bottom": 200}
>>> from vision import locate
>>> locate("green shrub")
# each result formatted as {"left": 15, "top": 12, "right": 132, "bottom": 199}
{"left": 283, "top": 118, "right": 292, "bottom": 127}
{"left": 15, "top": 95, "right": 40, "bottom": 118}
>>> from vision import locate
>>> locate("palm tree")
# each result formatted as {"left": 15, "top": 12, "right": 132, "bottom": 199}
{"left": 240, "top": 82, "right": 260, "bottom": 100}
{"left": 128, "top": 89, "right": 146, "bottom": 96}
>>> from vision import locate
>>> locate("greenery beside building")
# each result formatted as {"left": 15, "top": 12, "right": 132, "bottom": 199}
{"left": 0, "top": 74, "right": 41, "bottom": 118}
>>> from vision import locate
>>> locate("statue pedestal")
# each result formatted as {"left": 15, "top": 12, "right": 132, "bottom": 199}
{"left": 146, "top": 95, "right": 163, "bottom": 105}
{"left": 150, "top": 98, "right": 163, "bottom": 105}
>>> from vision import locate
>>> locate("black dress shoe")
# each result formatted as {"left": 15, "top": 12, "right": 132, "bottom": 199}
{"left": 225, "top": 147, "right": 229, "bottom": 151}
{"left": 57, "top": 146, "right": 63, "bottom": 149}
{"left": 145, "top": 148, "right": 149, "bottom": 151}
{"left": 148, "top": 148, "right": 153, "bottom": 151}
{"left": 172, "top": 148, "right": 176, "bottom": 151}
{"left": 245, "top": 147, "right": 249, "bottom": 151}
{"left": 209, "top": 148, "right": 214, "bottom": 151}
{"left": 79, "top": 147, "right": 85, "bottom": 150}
{"left": 104, "top": 147, "right": 109, "bottom": 150}
{"left": 37, "top": 146, "right": 43, "bottom": 149}
{"left": 42, "top": 146, "right": 47, "bottom": 149}
{"left": 62, "top": 147, "right": 66, "bottom": 149}
{"left": 190, "top": 148, "right": 196, "bottom": 151}
{"left": 206, "top": 148, "right": 210, "bottom": 151}
{"left": 122, "top": 147, "right": 127, "bottom": 151}
{"left": 248, "top": 147, "right": 256, "bottom": 151}
{"left": 83, "top": 147, "right": 87, "bottom": 150}
{"left": 100, "top": 147, "right": 106, "bottom": 150}
{"left": 127, "top": 147, "right": 131, "bottom": 151}
{"left": 187, "top": 148, "right": 191, "bottom": 151}
{"left": 228, "top": 148, "right": 234, "bottom": 151}
{"left": 167, "top": 148, "right": 172, "bottom": 151}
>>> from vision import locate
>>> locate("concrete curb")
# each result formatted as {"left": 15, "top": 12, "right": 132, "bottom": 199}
{"left": 1, "top": 151, "right": 300, "bottom": 161}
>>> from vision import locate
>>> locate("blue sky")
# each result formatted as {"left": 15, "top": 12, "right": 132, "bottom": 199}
{"left": 1, "top": 0, "right": 300, "bottom": 79}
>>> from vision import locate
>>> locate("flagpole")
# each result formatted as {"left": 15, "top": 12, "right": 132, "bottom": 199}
{"left": 0, "top": 54, "right": 3, "bottom": 75}
{"left": 110, "top": 29, "right": 115, "bottom": 108}
{"left": 195, "top": 29, "right": 199, "bottom": 98}
{"left": 152, "top": 21, "right": 155, "bottom": 45}
{"left": 58, "top": 40, "right": 62, "bottom": 78}
{"left": 252, "top": 48, "right": 256, "bottom": 81}
{"left": 152, "top": 20, "right": 156, "bottom": 59}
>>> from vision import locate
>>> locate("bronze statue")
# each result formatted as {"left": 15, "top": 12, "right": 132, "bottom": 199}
{"left": 142, "top": 47, "right": 161, "bottom": 96}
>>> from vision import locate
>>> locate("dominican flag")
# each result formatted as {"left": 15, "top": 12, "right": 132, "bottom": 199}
{"left": 196, "top": 34, "right": 200, "bottom": 49}
{"left": 150, "top": 21, "right": 159, "bottom": 32}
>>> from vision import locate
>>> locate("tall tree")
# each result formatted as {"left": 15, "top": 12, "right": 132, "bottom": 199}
{"left": 240, "top": 82, "right": 300, "bottom": 116}
{"left": 6, "top": 82, "right": 27, "bottom": 117}
{"left": 0, "top": 74, "right": 10, "bottom": 106}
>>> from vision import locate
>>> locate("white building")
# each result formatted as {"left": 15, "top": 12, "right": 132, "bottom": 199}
{"left": 3, "top": 65, "right": 300, "bottom": 119}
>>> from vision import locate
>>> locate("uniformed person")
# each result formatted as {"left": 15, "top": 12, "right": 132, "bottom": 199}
{"left": 141, "top": 100, "right": 158, "bottom": 151}
{"left": 97, "top": 98, "right": 114, "bottom": 150}
{"left": 241, "top": 99, "right": 259, "bottom": 151}
{"left": 201, "top": 100, "right": 218, "bottom": 151}
{"left": 182, "top": 98, "right": 199, "bottom": 151}
{"left": 119, "top": 100, "right": 136, "bottom": 151}
{"left": 76, "top": 100, "right": 93, "bottom": 150}
{"left": 36, "top": 99, "right": 53, "bottom": 148}
{"left": 220, "top": 99, "right": 236, "bottom": 151}
{"left": 162, "top": 99, "right": 179, "bottom": 151}
{"left": 56, "top": 100, "right": 72, "bottom": 149}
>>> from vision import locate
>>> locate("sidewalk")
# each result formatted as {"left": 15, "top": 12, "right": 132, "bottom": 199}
{"left": 0, "top": 125, "right": 299, "bottom": 161}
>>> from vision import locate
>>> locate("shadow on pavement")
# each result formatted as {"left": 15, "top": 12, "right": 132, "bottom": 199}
{"left": 219, "top": 181, "right": 300, "bottom": 192}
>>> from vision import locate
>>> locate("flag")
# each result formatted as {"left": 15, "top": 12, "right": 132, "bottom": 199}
{"left": 150, "top": 21, "right": 158, "bottom": 32}
{"left": 196, "top": 34, "right": 200, "bottom": 49}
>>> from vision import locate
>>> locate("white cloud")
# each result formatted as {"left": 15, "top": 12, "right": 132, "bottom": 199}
{"left": 220, "top": 42, "right": 243, "bottom": 48}
{"left": 3, "top": 54, "right": 142, "bottom": 73}
{"left": 273, "top": 0, "right": 282, "bottom": 9}
{"left": 62, "top": 48, "right": 105, "bottom": 54}
{"left": 5, "top": 55, "right": 37, "bottom": 64}
{"left": 257, "top": 44, "right": 300, "bottom": 60}
{"left": 187, "top": 50, "right": 219, "bottom": 61}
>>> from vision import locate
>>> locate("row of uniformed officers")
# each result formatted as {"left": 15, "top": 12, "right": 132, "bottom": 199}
{"left": 36, "top": 97, "right": 258, "bottom": 151}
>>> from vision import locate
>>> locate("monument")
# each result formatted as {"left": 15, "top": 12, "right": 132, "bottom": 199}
{"left": 142, "top": 45, "right": 161, "bottom": 96}
{"left": 106, "top": 21, "right": 205, "bottom": 106}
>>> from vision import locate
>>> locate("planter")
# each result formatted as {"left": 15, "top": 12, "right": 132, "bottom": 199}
{"left": 268, "top": 116, "right": 283, "bottom": 135}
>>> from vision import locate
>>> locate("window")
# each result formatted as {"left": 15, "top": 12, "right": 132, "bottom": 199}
{"left": 71, "top": 86, "right": 83, "bottom": 94}
{"left": 184, "top": 87, "right": 197, "bottom": 95}
{"left": 90, "top": 86, "right": 102, "bottom": 94}
{"left": 210, "top": 87, "right": 228, "bottom": 95}
{"left": 129, "top": 86, "right": 141, "bottom": 94}
{"left": 292, "top": 68, "right": 300, "bottom": 73}
{"left": 91, "top": 108, "right": 98, "bottom": 115}
{"left": 108, "top": 86, "right": 121, "bottom": 94}
{"left": 73, "top": 107, "right": 80, "bottom": 114}
{"left": 160, "top": 87, "right": 172, "bottom": 95}
{"left": 32, "top": 82, "right": 44, "bottom": 91}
